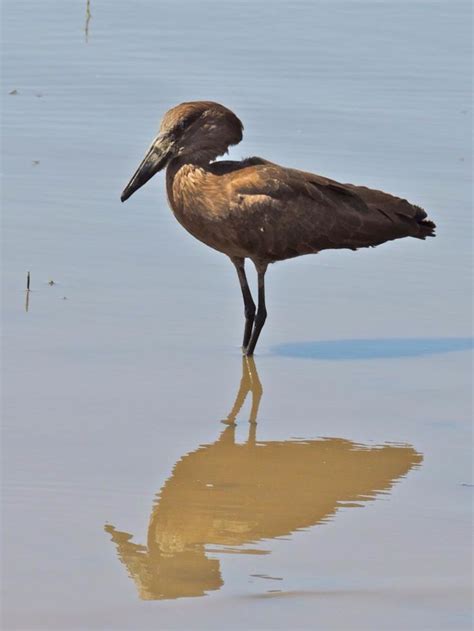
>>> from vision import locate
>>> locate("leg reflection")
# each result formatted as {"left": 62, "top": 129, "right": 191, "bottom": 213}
{"left": 221, "top": 356, "right": 263, "bottom": 425}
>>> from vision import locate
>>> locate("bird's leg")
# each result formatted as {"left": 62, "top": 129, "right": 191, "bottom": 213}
{"left": 244, "top": 262, "right": 268, "bottom": 356}
{"left": 231, "top": 257, "right": 256, "bottom": 351}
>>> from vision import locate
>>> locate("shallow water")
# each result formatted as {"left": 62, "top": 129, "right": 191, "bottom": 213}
{"left": 1, "top": 1, "right": 472, "bottom": 629}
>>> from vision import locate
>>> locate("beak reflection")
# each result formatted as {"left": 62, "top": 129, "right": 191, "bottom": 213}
{"left": 105, "top": 358, "right": 422, "bottom": 600}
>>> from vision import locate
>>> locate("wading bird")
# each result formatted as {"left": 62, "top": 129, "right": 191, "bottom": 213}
{"left": 121, "top": 101, "right": 435, "bottom": 355}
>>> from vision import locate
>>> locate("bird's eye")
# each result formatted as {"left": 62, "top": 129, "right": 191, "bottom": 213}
{"left": 174, "top": 111, "right": 203, "bottom": 134}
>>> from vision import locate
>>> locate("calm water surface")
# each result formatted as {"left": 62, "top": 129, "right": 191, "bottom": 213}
{"left": 1, "top": 1, "right": 472, "bottom": 629}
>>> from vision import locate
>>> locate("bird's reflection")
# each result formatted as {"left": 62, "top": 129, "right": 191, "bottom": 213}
{"left": 105, "top": 358, "right": 422, "bottom": 600}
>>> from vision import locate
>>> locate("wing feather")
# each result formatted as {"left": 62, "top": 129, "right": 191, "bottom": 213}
{"left": 220, "top": 159, "right": 434, "bottom": 260}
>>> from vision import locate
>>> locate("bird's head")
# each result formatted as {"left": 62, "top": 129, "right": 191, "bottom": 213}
{"left": 121, "top": 101, "right": 243, "bottom": 202}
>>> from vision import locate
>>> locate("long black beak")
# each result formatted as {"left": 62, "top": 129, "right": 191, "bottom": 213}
{"left": 121, "top": 134, "right": 174, "bottom": 202}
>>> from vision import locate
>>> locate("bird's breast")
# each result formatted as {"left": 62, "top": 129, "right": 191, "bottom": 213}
{"left": 164, "top": 162, "right": 318, "bottom": 262}
{"left": 165, "top": 163, "right": 252, "bottom": 258}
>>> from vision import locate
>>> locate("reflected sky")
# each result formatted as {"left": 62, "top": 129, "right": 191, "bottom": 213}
{"left": 105, "top": 358, "right": 422, "bottom": 600}
{"left": 273, "top": 337, "right": 473, "bottom": 360}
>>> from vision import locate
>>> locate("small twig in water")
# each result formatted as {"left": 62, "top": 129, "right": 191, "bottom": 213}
{"left": 85, "top": 0, "right": 92, "bottom": 43}
{"left": 25, "top": 272, "right": 31, "bottom": 312}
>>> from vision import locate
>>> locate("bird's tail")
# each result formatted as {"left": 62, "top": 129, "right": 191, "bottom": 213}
{"left": 414, "top": 205, "right": 436, "bottom": 239}
{"left": 418, "top": 219, "right": 436, "bottom": 238}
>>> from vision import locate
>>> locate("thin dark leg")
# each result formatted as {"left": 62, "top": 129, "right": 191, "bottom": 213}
{"left": 244, "top": 262, "right": 268, "bottom": 356}
{"left": 231, "top": 257, "right": 256, "bottom": 350}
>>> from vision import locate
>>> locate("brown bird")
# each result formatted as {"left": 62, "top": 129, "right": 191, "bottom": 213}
{"left": 121, "top": 101, "right": 436, "bottom": 355}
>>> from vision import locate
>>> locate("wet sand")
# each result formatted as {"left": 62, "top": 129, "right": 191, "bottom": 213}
{"left": 1, "top": 1, "right": 472, "bottom": 629}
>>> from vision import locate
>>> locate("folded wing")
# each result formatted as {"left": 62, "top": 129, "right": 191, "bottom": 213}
{"left": 221, "top": 158, "right": 435, "bottom": 262}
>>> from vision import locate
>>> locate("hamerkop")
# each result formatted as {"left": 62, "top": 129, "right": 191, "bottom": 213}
{"left": 121, "top": 101, "right": 436, "bottom": 355}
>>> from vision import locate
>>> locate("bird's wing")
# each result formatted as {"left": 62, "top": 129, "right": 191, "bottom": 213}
{"left": 223, "top": 160, "right": 433, "bottom": 259}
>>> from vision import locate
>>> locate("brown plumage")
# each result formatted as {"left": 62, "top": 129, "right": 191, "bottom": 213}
{"left": 121, "top": 101, "right": 436, "bottom": 355}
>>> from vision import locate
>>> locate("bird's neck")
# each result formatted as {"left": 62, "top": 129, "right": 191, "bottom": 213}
{"left": 165, "top": 157, "right": 210, "bottom": 215}
{"left": 169, "top": 151, "right": 216, "bottom": 171}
